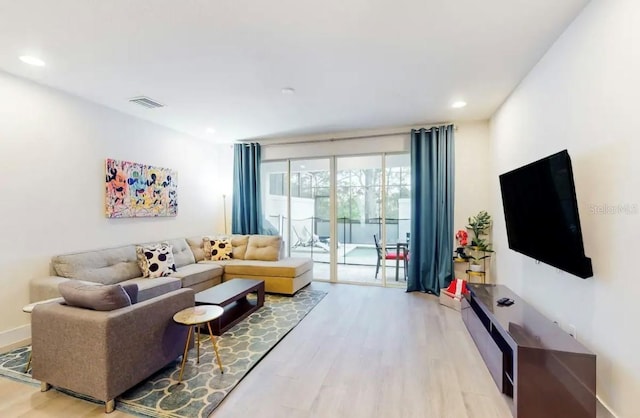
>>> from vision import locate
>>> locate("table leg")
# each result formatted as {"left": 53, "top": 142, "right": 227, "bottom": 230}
{"left": 404, "top": 255, "right": 409, "bottom": 281}
{"left": 178, "top": 325, "right": 193, "bottom": 382}
{"left": 196, "top": 324, "right": 200, "bottom": 364}
{"left": 257, "top": 283, "right": 265, "bottom": 307}
{"left": 396, "top": 243, "right": 400, "bottom": 281}
{"left": 402, "top": 245, "right": 409, "bottom": 281}
{"left": 207, "top": 322, "right": 224, "bottom": 374}
{"left": 25, "top": 350, "right": 32, "bottom": 373}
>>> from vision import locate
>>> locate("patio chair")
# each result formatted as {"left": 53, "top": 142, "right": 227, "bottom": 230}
{"left": 292, "top": 225, "right": 330, "bottom": 252}
{"left": 373, "top": 234, "right": 408, "bottom": 280}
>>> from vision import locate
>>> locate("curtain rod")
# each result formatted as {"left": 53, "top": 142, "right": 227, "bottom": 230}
{"left": 237, "top": 123, "right": 456, "bottom": 147}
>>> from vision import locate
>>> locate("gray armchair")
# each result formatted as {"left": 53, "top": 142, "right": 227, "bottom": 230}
{"left": 31, "top": 288, "right": 194, "bottom": 413}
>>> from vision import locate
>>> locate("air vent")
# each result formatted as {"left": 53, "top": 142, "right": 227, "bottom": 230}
{"left": 128, "top": 96, "right": 165, "bottom": 109}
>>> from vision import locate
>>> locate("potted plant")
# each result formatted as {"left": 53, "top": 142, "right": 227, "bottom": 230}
{"left": 466, "top": 211, "right": 494, "bottom": 271}
{"left": 467, "top": 210, "right": 491, "bottom": 248}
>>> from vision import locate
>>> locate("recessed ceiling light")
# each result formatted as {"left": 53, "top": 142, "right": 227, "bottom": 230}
{"left": 451, "top": 101, "right": 467, "bottom": 109}
{"left": 19, "top": 55, "right": 46, "bottom": 66}
{"left": 281, "top": 87, "right": 296, "bottom": 95}
{"left": 206, "top": 128, "right": 216, "bottom": 134}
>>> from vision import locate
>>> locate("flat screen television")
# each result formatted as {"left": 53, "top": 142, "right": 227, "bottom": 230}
{"left": 499, "top": 150, "right": 593, "bottom": 278}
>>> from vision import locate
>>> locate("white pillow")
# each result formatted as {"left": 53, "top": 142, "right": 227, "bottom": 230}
{"left": 136, "top": 242, "right": 177, "bottom": 278}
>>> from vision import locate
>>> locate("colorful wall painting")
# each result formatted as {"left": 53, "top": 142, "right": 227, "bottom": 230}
{"left": 105, "top": 158, "right": 178, "bottom": 218}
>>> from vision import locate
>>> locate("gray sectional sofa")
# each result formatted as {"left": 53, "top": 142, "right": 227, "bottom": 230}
{"left": 28, "top": 233, "right": 313, "bottom": 413}
{"left": 30, "top": 234, "right": 313, "bottom": 302}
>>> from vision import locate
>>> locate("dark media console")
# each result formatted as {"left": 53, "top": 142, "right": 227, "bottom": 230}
{"left": 462, "top": 284, "right": 596, "bottom": 418}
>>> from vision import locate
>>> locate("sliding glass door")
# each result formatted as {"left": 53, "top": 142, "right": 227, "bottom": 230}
{"left": 385, "top": 153, "right": 411, "bottom": 286}
{"left": 261, "top": 153, "right": 410, "bottom": 287}
{"left": 289, "top": 159, "right": 331, "bottom": 280}
{"left": 335, "top": 156, "right": 382, "bottom": 284}
{"left": 261, "top": 161, "right": 289, "bottom": 249}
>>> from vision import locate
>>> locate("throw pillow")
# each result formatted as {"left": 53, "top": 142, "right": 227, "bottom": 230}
{"left": 186, "top": 236, "right": 209, "bottom": 262}
{"left": 210, "top": 238, "right": 232, "bottom": 261}
{"left": 203, "top": 235, "right": 250, "bottom": 260}
{"left": 230, "top": 235, "right": 250, "bottom": 259}
{"left": 58, "top": 281, "right": 132, "bottom": 311}
{"left": 202, "top": 236, "right": 213, "bottom": 260}
{"left": 244, "top": 235, "right": 282, "bottom": 261}
{"left": 136, "top": 242, "right": 177, "bottom": 278}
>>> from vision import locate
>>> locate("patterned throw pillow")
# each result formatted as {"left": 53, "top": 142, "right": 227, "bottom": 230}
{"left": 204, "top": 238, "right": 233, "bottom": 261}
{"left": 136, "top": 242, "right": 177, "bottom": 278}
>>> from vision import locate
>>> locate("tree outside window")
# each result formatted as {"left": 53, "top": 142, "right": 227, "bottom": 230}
{"left": 267, "top": 162, "right": 410, "bottom": 225}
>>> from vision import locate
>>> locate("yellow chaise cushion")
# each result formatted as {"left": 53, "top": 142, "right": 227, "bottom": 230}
{"left": 222, "top": 258, "right": 312, "bottom": 277}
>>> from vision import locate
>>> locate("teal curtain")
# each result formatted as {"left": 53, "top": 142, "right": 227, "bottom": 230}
{"left": 407, "top": 126, "right": 455, "bottom": 294}
{"left": 232, "top": 143, "right": 263, "bottom": 234}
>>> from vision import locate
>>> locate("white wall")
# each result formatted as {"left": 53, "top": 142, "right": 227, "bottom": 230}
{"left": 453, "top": 121, "right": 491, "bottom": 235}
{"left": 453, "top": 122, "right": 492, "bottom": 281}
{"left": 0, "top": 71, "right": 233, "bottom": 344}
{"left": 490, "top": 0, "right": 640, "bottom": 415}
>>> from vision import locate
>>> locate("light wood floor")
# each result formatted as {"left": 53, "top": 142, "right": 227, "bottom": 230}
{"left": 0, "top": 282, "right": 513, "bottom": 417}
{"left": 213, "top": 282, "right": 512, "bottom": 418}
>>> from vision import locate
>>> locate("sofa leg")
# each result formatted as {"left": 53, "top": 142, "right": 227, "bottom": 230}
{"left": 105, "top": 399, "right": 115, "bottom": 413}
{"left": 40, "top": 381, "right": 50, "bottom": 392}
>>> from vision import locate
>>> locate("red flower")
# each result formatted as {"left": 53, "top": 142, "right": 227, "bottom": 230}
{"left": 455, "top": 230, "right": 468, "bottom": 246}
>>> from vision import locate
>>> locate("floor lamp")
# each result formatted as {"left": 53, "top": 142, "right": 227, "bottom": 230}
{"left": 222, "top": 194, "right": 228, "bottom": 234}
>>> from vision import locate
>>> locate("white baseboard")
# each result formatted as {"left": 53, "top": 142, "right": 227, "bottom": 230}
{"left": 0, "top": 324, "right": 31, "bottom": 352}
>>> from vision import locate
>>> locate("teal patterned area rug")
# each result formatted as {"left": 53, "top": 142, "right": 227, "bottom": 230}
{"left": 0, "top": 288, "right": 326, "bottom": 417}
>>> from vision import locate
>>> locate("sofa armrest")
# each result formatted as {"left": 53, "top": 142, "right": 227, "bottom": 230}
{"left": 29, "top": 276, "right": 71, "bottom": 302}
{"left": 32, "top": 288, "right": 195, "bottom": 402}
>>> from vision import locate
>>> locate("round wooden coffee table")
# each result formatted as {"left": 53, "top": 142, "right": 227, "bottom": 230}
{"left": 173, "top": 305, "right": 224, "bottom": 382}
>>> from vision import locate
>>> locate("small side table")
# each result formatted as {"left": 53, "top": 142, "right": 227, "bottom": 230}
{"left": 173, "top": 305, "right": 224, "bottom": 382}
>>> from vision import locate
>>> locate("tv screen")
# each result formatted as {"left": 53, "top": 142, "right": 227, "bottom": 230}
{"left": 499, "top": 150, "right": 593, "bottom": 278}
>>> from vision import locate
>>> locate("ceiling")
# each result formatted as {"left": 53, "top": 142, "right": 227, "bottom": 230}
{"left": 0, "top": 0, "right": 589, "bottom": 142}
